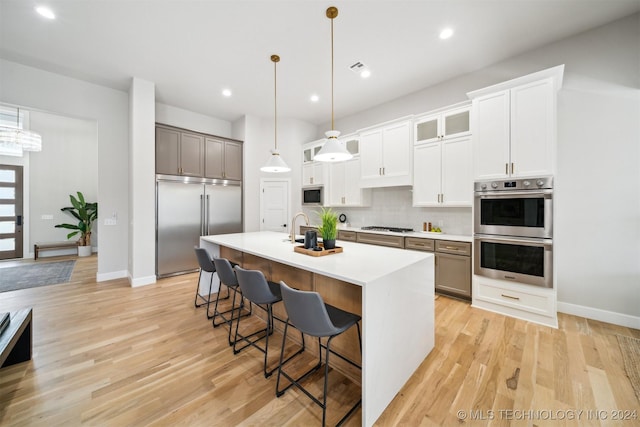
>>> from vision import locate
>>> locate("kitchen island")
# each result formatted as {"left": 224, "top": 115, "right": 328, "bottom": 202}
{"left": 200, "top": 231, "right": 434, "bottom": 426}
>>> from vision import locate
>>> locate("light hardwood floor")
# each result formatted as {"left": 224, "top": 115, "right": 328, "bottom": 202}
{"left": 0, "top": 255, "right": 638, "bottom": 426}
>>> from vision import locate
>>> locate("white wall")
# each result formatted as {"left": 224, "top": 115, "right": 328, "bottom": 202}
{"left": 29, "top": 111, "right": 98, "bottom": 254}
{"left": 0, "top": 59, "right": 129, "bottom": 279}
{"left": 318, "top": 14, "right": 640, "bottom": 324}
{"left": 156, "top": 103, "right": 232, "bottom": 138}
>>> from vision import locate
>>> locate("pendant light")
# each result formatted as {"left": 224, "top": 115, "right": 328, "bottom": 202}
{"left": 0, "top": 107, "right": 42, "bottom": 154}
{"left": 260, "top": 54, "right": 291, "bottom": 173}
{"left": 314, "top": 6, "right": 352, "bottom": 163}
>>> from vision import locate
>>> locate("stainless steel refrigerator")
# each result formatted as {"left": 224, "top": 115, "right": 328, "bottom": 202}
{"left": 156, "top": 175, "right": 242, "bottom": 278}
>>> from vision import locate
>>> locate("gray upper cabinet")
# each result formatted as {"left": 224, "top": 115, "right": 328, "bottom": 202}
{"left": 179, "top": 133, "right": 205, "bottom": 177}
{"left": 205, "top": 138, "right": 242, "bottom": 180}
{"left": 156, "top": 126, "right": 204, "bottom": 177}
{"left": 155, "top": 127, "right": 180, "bottom": 175}
{"left": 156, "top": 125, "right": 243, "bottom": 181}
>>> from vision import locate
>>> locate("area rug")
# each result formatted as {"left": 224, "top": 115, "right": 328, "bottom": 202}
{"left": 617, "top": 334, "right": 640, "bottom": 402}
{"left": 0, "top": 260, "right": 76, "bottom": 293}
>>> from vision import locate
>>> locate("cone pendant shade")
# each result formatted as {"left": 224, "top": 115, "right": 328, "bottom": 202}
{"left": 261, "top": 149, "right": 290, "bottom": 173}
{"left": 314, "top": 130, "right": 351, "bottom": 162}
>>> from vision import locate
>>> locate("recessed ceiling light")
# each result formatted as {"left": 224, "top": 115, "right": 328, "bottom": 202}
{"left": 360, "top": 69, "right": 371, "bottom": 79}
{"left": 439, "top": 28, "right": 454, "bottom": 40}
{"left": 222, "top": 89, "right": 232, "bottom": 97}
{"left": 35, "top": 6, "right": 56, "bottom": 20}
{"left": 310, "top": 94, "right": 319, "bottom": 102}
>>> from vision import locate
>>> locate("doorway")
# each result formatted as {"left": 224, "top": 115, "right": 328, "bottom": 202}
{"left": 260, "top": 178, "right": 290, "bottom": 233}
{"left": 0, "top": 165, "right": 24, "bottom": 260}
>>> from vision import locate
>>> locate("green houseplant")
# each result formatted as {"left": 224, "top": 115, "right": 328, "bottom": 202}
{"left": 55, "top": 191, "right": 98, "bottom": 256}
{"left": 317, "top": 207, "right": 338, "bottom": 249}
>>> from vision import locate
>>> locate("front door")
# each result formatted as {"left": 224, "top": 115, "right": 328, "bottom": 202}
{"left": 0, "top": 165, "right": 24, "bottom": 260}
{"left": 260, "top": 179, "right": 290, "bottom": 233}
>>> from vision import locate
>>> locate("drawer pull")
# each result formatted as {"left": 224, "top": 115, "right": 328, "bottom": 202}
{"left": 504, "top": 275, "right": 517, "bottom": 280}
{"left": 501, "top": 294, "right": 520, "bottom": 301}
{"left": 444, "top": 246, "right": 458, "bottom": 250}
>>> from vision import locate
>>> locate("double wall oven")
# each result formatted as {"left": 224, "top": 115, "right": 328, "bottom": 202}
{"left": 474, "top": 177, "right": 553, "bottom": 288}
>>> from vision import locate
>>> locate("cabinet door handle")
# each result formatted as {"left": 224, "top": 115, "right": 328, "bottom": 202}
{"left": 501, "top": 293, "right": 520, "bottom": 301}
{"left": 511, "top": 163, "right": 514, "bottom": 174}
{"left": 505, "top": 163, "right": 508, "bottom": 175}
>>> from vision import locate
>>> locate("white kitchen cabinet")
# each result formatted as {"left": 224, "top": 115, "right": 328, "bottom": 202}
{"left": 414, "top": 104, "right": 470, "bottom": 145}
{"left": 469, "top": 66, "right": 563, "bottom": 180}
{"left": 302, "top": 162, "right": 326, "bottom": 186}
{"left": 413, "top": 136, "right": 472, "bottom": 206}
{"left": 328, "top": 158, "right": 370, "bottom": 207}
{"left": 302, "top": 139, "right": 324, "bottom": 164}
{"left": 359, "top": 119, "right": 412, "bottom": 188}
{"left": 340, "top": 134, "right": 360, "bottom": 157}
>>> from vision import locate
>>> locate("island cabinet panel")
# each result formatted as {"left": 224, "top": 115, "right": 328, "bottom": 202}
{"left": 242, "top": 253, "right": 272, "bottom": 280}
{"left": 220, "top": 246, "right": 243, "bottom": 266}
{"left": 315, "top": 274, "right": 363, "bottom": 384}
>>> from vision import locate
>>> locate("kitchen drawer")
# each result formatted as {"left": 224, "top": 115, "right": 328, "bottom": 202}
{"left": 435, "top": 240, "right": 471, "bottom": 256}
{"left": 405, "top": 237, "right": 435, "bottom": 252}
{"left": 475, "top": 281, "right": 554, "bottom": 317}
{"left": 338, "top": 230, "right": 357, "bottom": 242}
{"left": 356, "top": 232, "right": 405, "bottom": 249}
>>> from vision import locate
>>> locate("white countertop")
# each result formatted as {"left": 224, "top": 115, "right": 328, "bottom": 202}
{"left": 331, "top": 225, "right": 473, "bottom": 243}
{"left": 201, "top": 231, "right": 432, "bottom": 286}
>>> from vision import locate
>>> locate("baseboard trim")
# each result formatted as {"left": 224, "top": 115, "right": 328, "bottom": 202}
{"left": 129, "top": 274, "right": 156, "bottom": 287}
{"left": 557, "top": 301, "right": 640, "bottom": 329}
{"left": 96, "top": 270, "right": 128, "bottom": 282}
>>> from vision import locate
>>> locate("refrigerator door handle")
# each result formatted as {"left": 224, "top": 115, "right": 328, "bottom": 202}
{"left": 200, "top": 194, "right": 205, "bottom": 236}
{"left": 206, "top": 194, "right": 210, "bottom": 235}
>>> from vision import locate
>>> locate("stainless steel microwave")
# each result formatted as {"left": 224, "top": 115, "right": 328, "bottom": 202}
{"left": 302, "top": 186, "right": 323, "bottom": 206}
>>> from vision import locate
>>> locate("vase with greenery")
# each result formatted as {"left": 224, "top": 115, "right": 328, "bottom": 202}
{"left": 55, "top": 191, "right": 98, "bottom": 256}
{"left": 317, "top": 207, "right": 338, "bottom": 249}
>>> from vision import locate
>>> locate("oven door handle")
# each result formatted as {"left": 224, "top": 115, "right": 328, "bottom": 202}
{"left": 474, "top": 234, "right": 553, "bottom": 247}
{"left": 475, "top": 189, "right": 553, "bottom": 198}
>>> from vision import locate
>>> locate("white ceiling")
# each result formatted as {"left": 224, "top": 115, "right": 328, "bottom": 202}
{"left": 1, "top": 0, "right": 639, "bottom": 125}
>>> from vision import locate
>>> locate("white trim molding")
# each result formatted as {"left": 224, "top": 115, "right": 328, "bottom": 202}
{"left": 558, "top": 301, "right": 640, "bottom": 329}
{"left": 128, "top": 274, "right": 157, "bottom": 287}
{"left": 96, "top": 270, "right": 128, "bottom": 282}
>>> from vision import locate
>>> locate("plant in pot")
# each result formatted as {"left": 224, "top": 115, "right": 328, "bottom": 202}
{"left": 55, "top": 191, "right": 98, "bottom": 257}
{"left": 317, "top": 207, "right": 338, "bottom": 250}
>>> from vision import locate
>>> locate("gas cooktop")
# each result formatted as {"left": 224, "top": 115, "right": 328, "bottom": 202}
{"left": 361, "top": 226, "right": 414, "bottom": 233}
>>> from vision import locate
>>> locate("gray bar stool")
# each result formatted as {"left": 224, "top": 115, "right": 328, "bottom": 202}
{"left": 233, "top": 267, "right": 304, "bottom": 378}
{"left": 211, "top": 257, "right": 252, "bottom": 346}
{"left": 194, "top": 247, "right": 227, "bottom": 319}
{"left": 275, "top": 281, "right": 362, "bottom": 427}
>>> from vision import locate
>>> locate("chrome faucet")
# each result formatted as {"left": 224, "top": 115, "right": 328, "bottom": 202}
{"left": 290, "top": 212, "right": 310, "bottom": 243}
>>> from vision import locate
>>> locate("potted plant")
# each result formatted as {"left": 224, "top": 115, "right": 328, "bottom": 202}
{"left": 317, "top": 207, "right": 338, "bottom": 249}
{"left": 55, "top": 191, "right": 98, "bottom": 257}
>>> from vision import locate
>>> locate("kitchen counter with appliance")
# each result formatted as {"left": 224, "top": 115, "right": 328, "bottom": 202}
{"left": 200, "top": 231, "right": 434, "bottom": 427}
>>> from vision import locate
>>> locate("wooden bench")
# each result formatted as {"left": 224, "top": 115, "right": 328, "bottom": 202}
{"left": 34, "top": 241, "right": 78, "bottom": 260}
{"left": 0, "top": 308, "right": 33, "bottom": 368}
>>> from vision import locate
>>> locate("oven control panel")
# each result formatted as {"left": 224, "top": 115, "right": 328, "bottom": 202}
{"left": 475, "top": 176, "right": 553, "bottom": 192}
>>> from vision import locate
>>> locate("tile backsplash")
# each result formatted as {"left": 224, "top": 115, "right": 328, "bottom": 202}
{"left": 303, "top": 186, "right": 472, "bottom": 236}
